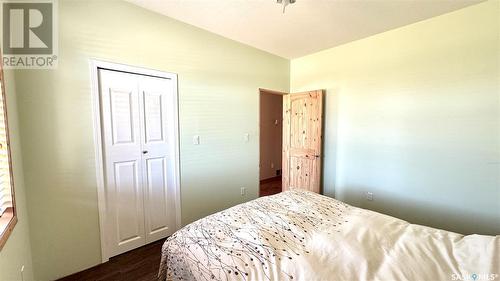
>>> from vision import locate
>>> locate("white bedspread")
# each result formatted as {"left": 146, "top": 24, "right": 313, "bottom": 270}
{"left": 159, "top": 190, "right": 499, "bottom": 281}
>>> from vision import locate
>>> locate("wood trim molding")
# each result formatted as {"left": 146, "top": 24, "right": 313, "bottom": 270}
{"left": 0, "top": 209, "right": 17, "bottom": 251}
{"left": 259, "top": 88, "right": 288, "bottom": 96}
{"left": 0, "top": 51, "right": 18, "bottom": 251}
{"left": 282, "top": 94, "right": 290, "bottom": 191}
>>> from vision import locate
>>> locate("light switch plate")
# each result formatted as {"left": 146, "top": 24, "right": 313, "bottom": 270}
{"left": 193, "top": 135, "right": 200, "bottom": 145}
{"left": 244, "top": 133, "right": 250, "bottom": 143}
{"left": 366, "top": 192, "right": 374, "bottom": 201}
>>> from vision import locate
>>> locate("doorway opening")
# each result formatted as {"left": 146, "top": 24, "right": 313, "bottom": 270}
{"left": 259, "top": 88, "right": 324, "bottom": 196}
{"left": 259, "top": 89, "right": 285, "bottom": 196}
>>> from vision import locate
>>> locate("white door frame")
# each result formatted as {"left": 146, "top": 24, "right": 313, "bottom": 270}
{"left": 90, "top": 59, "right": 182, "bottom": 262}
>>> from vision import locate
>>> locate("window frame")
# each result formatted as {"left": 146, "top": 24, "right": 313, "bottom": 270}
{"left": 0, "top": 53, "right": 17, "bottom": 251}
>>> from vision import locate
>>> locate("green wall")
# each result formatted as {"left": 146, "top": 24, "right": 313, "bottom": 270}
{"left": 291, "top": 0, "right": 499, "bottom": 235}
{"left": 13, "top": 0, "right": 289, "bottom": 279}
{"left": 0, "top": 71, "right": 34, "bottom": 281}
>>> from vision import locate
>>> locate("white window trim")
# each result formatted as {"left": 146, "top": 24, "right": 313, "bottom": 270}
{"left": 89, "top": 59, "right": 182, "bottom": 263}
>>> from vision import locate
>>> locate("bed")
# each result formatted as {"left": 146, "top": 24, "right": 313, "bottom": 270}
{"left": 158, "top": 190, "right": 499, "bottom": 281}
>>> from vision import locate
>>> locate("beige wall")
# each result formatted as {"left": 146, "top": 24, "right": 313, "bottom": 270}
{"left": 13, "top": 0, "right": 289, "bottom": 279}
{"left": 291, "top": 0, "right": 499, "bottom": 235}
{"left": 260, "top": 93, "right": 283, "bottom": 180}
{"left": 0, "top": 71, "right": 35, "bottom": 281}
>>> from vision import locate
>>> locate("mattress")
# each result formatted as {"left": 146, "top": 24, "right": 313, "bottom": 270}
{"left": 158, "top": 190, "right": 499, "bottom": 281}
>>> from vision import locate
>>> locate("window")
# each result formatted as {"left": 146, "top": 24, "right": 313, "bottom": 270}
{"left": 0, "top": 57, "right": 16, "bottom": 251}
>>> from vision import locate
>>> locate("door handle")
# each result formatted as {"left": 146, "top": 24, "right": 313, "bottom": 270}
{"left": 315, "top": 155, "right": 320, "bottom": 158}
{"left": 142, "top": 150, "right": 148, "bottom": 154}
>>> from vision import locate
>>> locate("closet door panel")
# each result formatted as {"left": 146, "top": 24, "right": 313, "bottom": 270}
{"left": 114, "top": 160, "right": 143, "bottom": 244}
{"left": 99, "top": 69, "right": 146, "bottom": 256}
{"left": 145, "top": 157, "right": 169, "bottom": 235}
{"left": 144, "top": 93, "right": 165, "bottom": 143}
{"left": 140, "top": 76, "right": 175, "bottom": 243}
{"left": 99, "top": 68, "right": 178, "bottom": 257}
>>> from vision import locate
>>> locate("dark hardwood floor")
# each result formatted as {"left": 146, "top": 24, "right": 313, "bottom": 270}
{"left": 58, "top": 239, "right": 164, "bottom": 281}
{"left": 259, "top": 176, "right": 282, "bottom": 197}
{"left": 58, "top": 179, "right": 281, "bottom": 281}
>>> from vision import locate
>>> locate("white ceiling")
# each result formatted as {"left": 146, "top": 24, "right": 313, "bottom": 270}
{"left": 127, "top": 0, "right": 483, "bottom": 59}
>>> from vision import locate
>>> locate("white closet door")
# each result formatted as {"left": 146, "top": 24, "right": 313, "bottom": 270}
{"left": 98, "top": 67, "right": 179, "bottom": 258}
{"left": 99, "top": 69, "right": 146, "bottom": 256}
{"left": 139, "top": 75, "right": 176, "bottom": 243}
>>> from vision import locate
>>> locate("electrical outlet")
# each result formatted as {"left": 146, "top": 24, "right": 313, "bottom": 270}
{"left": 366, "top": 192, "right": 374, "bottom": 201}
{"left": 240, "top": 187, "right": 246, "bottom": 196}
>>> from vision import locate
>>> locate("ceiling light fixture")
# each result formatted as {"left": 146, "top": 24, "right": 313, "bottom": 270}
{"left": 276, "top": 0, "right": 296, "bottom": 13}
